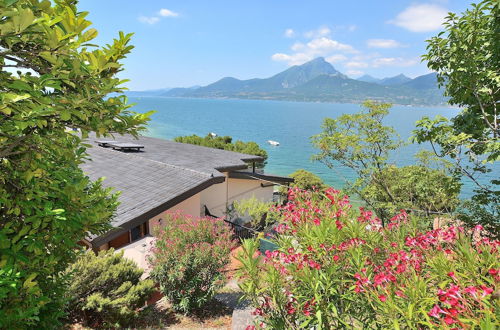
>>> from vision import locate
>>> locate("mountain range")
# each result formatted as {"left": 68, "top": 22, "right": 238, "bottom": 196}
{"left": 128, "top": 57, "right": 447, "bottom": 106}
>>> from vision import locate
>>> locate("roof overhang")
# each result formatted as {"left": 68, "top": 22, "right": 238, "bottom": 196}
{"left": 228, "top": 171, "right": 294, "bottom": 184}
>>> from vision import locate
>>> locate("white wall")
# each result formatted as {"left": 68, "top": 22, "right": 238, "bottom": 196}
{"left": 199, "top": 173, "right": 275, "bottom": 218}
{"left": 200, "top": 178, "right": 228, "bottom": 218}
{"left": 147, "top": 175, "right": 274, "bottom": 234}
{"left": 148, "top": 192, "right": 201, "bottom": 234}
{"left": 227, "top": 178, "right": 274, "bottom": 205}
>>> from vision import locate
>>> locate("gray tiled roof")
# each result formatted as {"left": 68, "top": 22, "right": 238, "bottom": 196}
{"left": 81, "top": 133, "right": 263, "bottom": 246}
{"left": 88, "top": 133, "right": 263, "bottom": 176}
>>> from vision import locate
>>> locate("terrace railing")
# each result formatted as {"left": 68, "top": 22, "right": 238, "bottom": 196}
{"left": 222, "top": 218, "right": 260, "bottom": 240}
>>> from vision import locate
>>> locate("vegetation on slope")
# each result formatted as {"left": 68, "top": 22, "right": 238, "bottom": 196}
{"left": 174, "top": 134, "right": 268, "bottom": 163}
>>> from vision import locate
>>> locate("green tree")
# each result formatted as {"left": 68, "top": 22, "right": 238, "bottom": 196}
{"left": 361, "top": 163, "right": 461, "bottom": 217}
{"left": 313, "top": 101, "right": 460, "bottom": 224}
{"left": 0, "top": 0, "right": 151, "bottom": 327}
{"left": 174, "top": 134, "right": 268, "bottom": 165}
{"left": 288, "top": 169, "right": 326, "bottom": 191}
{"left": 66, "top": 249, "right": 154, "bottom": 327}
{"left": 414, "top": 0, "right": 499, "bottom": 237}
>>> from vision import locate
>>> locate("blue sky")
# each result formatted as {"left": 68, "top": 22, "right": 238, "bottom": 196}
{"left": 80, "top": 0, "right": 472, "bottom": 90}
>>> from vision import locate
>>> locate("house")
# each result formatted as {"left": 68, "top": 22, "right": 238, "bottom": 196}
{"left": 80, "top": 134, "right": 293, "bottom": 252}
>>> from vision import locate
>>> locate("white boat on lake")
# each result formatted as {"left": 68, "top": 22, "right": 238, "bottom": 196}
{"left": 267, "top": 140, "right": 280, "bottom": 146}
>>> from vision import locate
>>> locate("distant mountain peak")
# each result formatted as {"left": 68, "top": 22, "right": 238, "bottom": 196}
{"left": 158, "top": 59, "right": 445, "bottom": 106}
{"left": 303, "top": 57, "right": 327, "bottom": 64}
{"left": 380, "top": 74, "right": 412, "bottom": 86}
{"left": 299, "top": 57, "right": 335, "bottom": 69}
{"left": 357, "top": 74, "right": 381, "bottom": 83}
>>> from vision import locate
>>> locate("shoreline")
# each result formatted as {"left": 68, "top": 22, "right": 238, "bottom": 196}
{"left": 126, "top": 94, "right": 458, "bottom": 110}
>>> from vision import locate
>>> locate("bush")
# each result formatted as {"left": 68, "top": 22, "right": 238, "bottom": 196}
{"left": 238, "top": 188, "right": 499, "bottom": 329}
{"left": 148, "top": 213, "right": 236, "bottom": 313}
{"left": 278, "top": 169, "right": 326, "bottom": 196}
{"left": 233, "top": 196, "right": 275, "bottom": 229}
{"left": 66, "top": 249, "right": 154, "bottom": 328}
{"left": 362, "top": 164, "right": 461, "bottom": 217}
{"left": 174, "top": 134, "right": 268, "bottom": 164}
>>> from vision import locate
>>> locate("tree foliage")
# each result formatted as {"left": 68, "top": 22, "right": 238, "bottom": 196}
{"left": 288, "top": 169, "right": 326, "bottom": 191}
{"left": 362, "top": 163, "right": 461, "bottom": 217}
{"left": 414, "top": 0, "right": 499, "bottom": 237}
{"left": 312, "top": 101, "right": 460, "bottom": 223}
{"left": 0, "top": 0, "right": 151, "bottom": 326}
{"left": 233, "top": 196, "right": 275, "bottom": 229}
{"left": 174, "top": 134, "right": 268, "bottom": 164}
{"left": 65, "top": 249, "right": 154, "bottom": 327}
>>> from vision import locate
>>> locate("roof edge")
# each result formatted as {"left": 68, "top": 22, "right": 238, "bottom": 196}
{"left": 228, "top": 171, "right": 294, "bottom": 183}
{"left": 90, "top": 175, "right": 225, "bottom": 248}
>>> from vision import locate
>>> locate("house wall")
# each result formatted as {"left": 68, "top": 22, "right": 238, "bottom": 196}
{"left": 199, "top": 173, "right": 275, "bottom": 218}
{"left": 97, "top": 175, "right": 275, "bottom": 250}
{"left": 227, "top": 178, "right": 274, "bottom": 205}
{"left": 199, "top": 177, "right": 228, "bottom": 217}
{"left": 148, "top": 192, "right": 201, "bottom": 234}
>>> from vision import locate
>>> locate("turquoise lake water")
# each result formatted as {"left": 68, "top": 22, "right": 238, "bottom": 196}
{"left": 128, "top": 96, "right": 497, "bottom": 199}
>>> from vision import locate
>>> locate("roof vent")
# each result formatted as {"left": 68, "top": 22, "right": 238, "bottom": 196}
{"left": 95, "top": 140, "right": 118, "bottom": 147}
{"left": 107, "top": 142, "right": 144, "bottom": 152}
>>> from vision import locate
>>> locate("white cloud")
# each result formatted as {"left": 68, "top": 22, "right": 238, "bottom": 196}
{"left": 272, "top": 25, "right": 359, "bottom": 66}
{"left": 372, "top": 57, "right": 418, "bottom": 67}
{"left": 307, "top": 37, "right": 356, "bottom": 53}
{"left": 284, "top": 28, "right": 295, "bottom": 38}
{"left": 159, "top": 8, "right": 179, "bottom": 17}
{"left": 291, "top": 42, "right": 305, "bottom": 51}
{"left": 271, "top": 53, "right": 315, "bottom": 66}
{"left": 139, "top": 8, "right": 179, "bottom": 25}
{"left": 304, "top": 26, "right": 331, "bottom": 38}
{"left": 367, "top": 39, "right": 404, "bottom": 48}
{"left": 326, "top": 54, "right": 348, "bottom": 63}
{"left": 138, "top": 16, "right": 160, "bottom": 25}
{"left": 388, "top": 4, "right": 448, "bottom": 32}
{"left": 346, "top": 70, "right": 364, "bottom": 77}
{"left": 345, "top": 61, "right": 369, "bottom": 69}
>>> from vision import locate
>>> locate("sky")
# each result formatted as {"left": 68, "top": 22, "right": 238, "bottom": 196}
{"left": 79, "top": 0, "right": 473, "bottom": 90}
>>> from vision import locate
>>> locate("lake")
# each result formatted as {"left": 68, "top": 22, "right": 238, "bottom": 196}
{"left": 128, "top": 96, "right": 496, "bottom": 199}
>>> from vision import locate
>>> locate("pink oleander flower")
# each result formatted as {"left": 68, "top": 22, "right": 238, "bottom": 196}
{"left": 428, "top": 304, "right": 445, "bottom": 318}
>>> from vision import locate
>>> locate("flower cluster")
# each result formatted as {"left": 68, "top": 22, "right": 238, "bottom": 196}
{"left": 238, "top": 188, "right": 499, "bottom": 329}
{"left": 148, "top": 212, "right": 236, "bottom": 313}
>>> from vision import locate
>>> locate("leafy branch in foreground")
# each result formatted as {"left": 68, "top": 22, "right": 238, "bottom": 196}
{"left": 0, "top": 0, "right": 151, "bottom": 327}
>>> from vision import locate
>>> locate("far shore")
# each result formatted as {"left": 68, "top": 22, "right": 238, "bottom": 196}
{"left": 125, "top": 94, "right": 459, "bottom": 110}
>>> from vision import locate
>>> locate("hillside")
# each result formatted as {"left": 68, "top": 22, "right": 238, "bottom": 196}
{"left": 158, "top": 57, "right": 447, "bottom": 106}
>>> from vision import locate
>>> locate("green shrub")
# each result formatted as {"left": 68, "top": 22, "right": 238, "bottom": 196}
{"left": 279, "top": 169, "right": 325, "bottom": 195}
{"left": 66, "top": 249, "right": 154, "bottom": 327}
{"left": 233, "top": 196, "right": 276, "bottom": 229}
{"left": 361, "top": 164, "right": 461, "bottom": 217}
{"left": 174, "top": 134, "right": 267, "bottom": 165}
{"left": 148, "top": 213, "right": 236, "bottom": 313}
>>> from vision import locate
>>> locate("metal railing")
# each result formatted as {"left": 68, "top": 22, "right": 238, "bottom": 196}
{"left": 223, "top": 218, "right": 260, "bottom": 240}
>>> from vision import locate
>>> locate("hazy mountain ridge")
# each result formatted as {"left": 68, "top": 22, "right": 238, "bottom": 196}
{"left": 135, "top": 58, "right": 446, "bottom": 105}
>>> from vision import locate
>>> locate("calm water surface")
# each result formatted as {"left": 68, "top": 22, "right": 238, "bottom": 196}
{"left": 129, "top": 96, "right": 497, "bottom": 199}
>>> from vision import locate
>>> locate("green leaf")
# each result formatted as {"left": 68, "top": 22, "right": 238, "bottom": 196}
{"left": 60, "top": 110, "right": 71, "bottom": 120}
